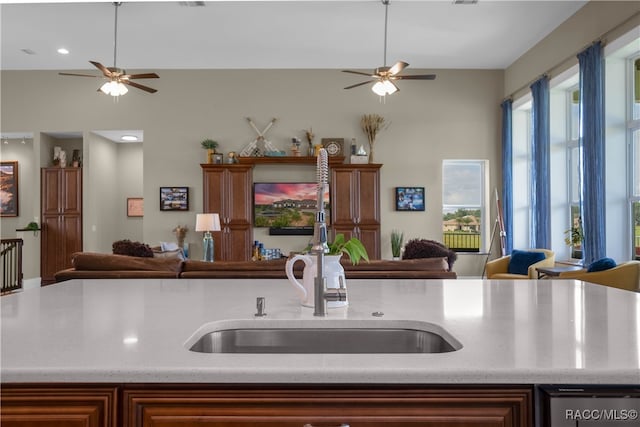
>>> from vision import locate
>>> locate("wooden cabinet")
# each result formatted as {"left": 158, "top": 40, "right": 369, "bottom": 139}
{"left": 122, "top": 386, "right": 532, "bottom": 427}
{"left": 202, "top": 164, "right": 252, "bottom": 261}
{"left": 41, "top": 167, "right": 82, "bottom": 285}
{"left": 1, "top": 384, "right": 532, "bottom": 427}
{"left": 1, "top": 385, "right": 117, "bottom": 427}
{"left": 331, "top": 164, "right": 381, "bottom": 259}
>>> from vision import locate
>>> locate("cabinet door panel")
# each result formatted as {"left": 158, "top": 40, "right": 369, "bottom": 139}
{"left": 357, "top": 226, "right": 380, "bottom": 260}
{"left": 331, "top": 169, "right": 355, "bottom": 224}
{"left": 223, "top": 225, "right": 251, "bottom": 261}
{"left": 63, "top": 215, "right": 83, "bottom": 264}
{"left": 203, "top": 169, "right": 225, "bottom": 215}
{"left": 41, "top": 216, "right": 62, "bottom": 282}
{"left": 1, "top": 386, "right": 117, "bottom": 427}
{"left": 356, "top": 168, "right": 380, "bottom": 225}
{"left": 124, "top": 387, "right": 532, "bottom": 427}
{"left": 41, "top": 169, "right": 61, "bottom": 215}
{"left": 225, "top": 167, "right": 252, "bottom": 225}
{"left": 62, "top": 168, "right": 82, "bottom": 214}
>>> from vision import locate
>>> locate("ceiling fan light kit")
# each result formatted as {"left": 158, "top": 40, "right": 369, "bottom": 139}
{"left": 59, "top": 2, "right": 159, "bottom": 97}
{"left": 343, "top": 0, "right": 436, "bottom": 97}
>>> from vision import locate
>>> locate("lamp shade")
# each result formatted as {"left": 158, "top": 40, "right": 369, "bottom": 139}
{"left": 195, "top": 213, "right": 221, "bottom": 232}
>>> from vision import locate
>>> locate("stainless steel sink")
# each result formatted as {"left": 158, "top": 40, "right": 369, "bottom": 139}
{"left": 187, "top": 320, "right": 462, "bottom": 354}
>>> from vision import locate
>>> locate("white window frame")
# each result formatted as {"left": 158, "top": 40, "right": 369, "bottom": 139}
{"left": 442, "top": 159, "right": 490, "bottom": 253}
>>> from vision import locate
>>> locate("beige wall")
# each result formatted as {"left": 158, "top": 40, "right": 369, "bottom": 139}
{"left": 1, "top": 68, "right": 502, "bottom": 276}
{"left": 504, "top": 0, "right": 640, "bottom": 98}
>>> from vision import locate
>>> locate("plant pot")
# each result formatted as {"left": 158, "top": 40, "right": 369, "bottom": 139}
{"left": 207, "top": 149, "right": 215, "bottom": 164}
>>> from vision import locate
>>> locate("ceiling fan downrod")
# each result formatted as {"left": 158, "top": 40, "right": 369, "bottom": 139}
{"left": 112, "top": 2, "right": 122, "bottom": 70}
{"left": 382, "top": 0, "right": 389, "bottom": 68}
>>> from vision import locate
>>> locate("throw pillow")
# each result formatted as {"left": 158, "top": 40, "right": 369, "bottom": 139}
{"left": 587, "top": 257, "right": 617, "bottom": 272}
{"left": 153, "top": 248, "right": 185, "bottom": 261}
{"left": 507, "top": 250, "right": 546, "bottom": 275}
{"left": 112, "top": 239, "right": 154, "bottom": 258}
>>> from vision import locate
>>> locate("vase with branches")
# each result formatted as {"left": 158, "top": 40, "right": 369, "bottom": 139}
{"left": 360, "top": 114, "right": 387, "bottom": 163}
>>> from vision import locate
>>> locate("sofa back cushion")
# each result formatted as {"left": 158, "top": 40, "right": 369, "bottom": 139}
{"left": 587, "top": 257, "right": 617, "bottom": 272}
{"left": 183, "top": 258, "right": 289, "bottom": 272}
{"left": 342, "top": 257, "right": 449, "bottom": 272}
{"left": 72, "top": 252, "right": 183, "bottom": 272}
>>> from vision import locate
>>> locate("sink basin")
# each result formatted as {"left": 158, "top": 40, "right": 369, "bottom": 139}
{"left": 187, "top": 320, "right": 462, "bottom": 354}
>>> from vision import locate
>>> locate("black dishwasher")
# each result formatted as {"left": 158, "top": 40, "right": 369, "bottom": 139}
{"left": 537, "top": 385, "right": 640, "bottom": 426}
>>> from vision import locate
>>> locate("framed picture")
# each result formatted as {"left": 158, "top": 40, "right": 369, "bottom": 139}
{"left": 395, "top": 187, "right": 425, "bottom": 211}
{"left": 127, "top": 197, "right": 144, "bottom": 217}
{"left": 160, "top": 187, "right": 189, "bottom": 211}
{"left": 1, "top": 161, "right": 19, "bottom": 217}
{"left": 213, "top": 153, "right": 224, "bottom": 164}
{"left": 321, "top": 138, "right": 344, "bottom": 157}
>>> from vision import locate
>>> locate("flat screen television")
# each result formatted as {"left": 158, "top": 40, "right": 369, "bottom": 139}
{"left": 254, "top": 182, "right": 330, "bottom": 235}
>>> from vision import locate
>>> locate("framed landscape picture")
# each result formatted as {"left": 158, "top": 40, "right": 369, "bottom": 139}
{"left": 395, "top": 187, "right": 425, "bottom": 211}
{"left": 160, "top": 187, "right": 189, "bottom": 211}
{"left": 1, "top": 161, "right": 19, "bottom": 217}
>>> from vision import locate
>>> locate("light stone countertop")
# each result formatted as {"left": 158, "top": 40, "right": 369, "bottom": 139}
{"left": 1, "top": 278, "right": 639, "bottom": 384}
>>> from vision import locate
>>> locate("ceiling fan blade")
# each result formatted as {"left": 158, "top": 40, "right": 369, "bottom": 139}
{"left": 344, "top": 81, "right": 374, "bottom": 90}
{"left": 89, "top": 61, "right": 113, "bottom": 78}
{"left": 388, "top": 61, "right": 409, "bottom": 76}
{"left": 396, "top": 74, "right": 437, "bottom": 80}
{"left": 124, "top": 72, "right": 160, "bottom": 80}
{"left": 59, "top": 72, "right": 102, "bottom": 78}
{"left": 342, "top": 70, "right": 375, "bottom": 77}
{"left": 124, "top": 80, "right": 158, "bottom": 93}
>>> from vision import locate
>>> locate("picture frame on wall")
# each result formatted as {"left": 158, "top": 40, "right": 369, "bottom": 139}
{"left": 0, "top": 161, "right": 19, "bottom": 217}
{"left": 127, "top": 197, "right": 144, "bottom": 217}
{"left": 160, "top": 187, "right": 189, "bottom": 211}
{"left": 213, "top": 153, "right": 224, "bottom": 164}
{"left": 395, "top": 187, "right": 425, "bottom": 211}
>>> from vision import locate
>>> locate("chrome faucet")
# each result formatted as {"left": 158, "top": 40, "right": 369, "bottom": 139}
{"left": 312, "top": 149, "right": 346, "bottom": 316}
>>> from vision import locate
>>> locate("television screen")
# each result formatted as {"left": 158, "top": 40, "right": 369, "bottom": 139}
{"left": 254, "top": 183, "right": 330, "bottom": 233}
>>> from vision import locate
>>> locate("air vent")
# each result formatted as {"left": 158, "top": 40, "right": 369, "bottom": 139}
{"left": 20, "top": 48, "right": 36, "bottom": 55}
{"left": 178, "top": 1, "right": 205, "bottom": 6}
{"left": 453, "top": 0, "right": 478, "bottom": 4}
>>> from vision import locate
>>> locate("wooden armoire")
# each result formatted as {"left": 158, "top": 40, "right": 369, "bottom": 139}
{"left": 41, "top": 167, "right": 82, "bottom": 285}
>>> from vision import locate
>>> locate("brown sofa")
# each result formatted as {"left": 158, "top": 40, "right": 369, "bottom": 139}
{"left": 54, "top": 252, "right": 457, "bottom": 282}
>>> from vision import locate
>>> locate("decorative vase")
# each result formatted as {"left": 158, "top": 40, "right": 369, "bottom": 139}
{"left": 285, "top": 254, "right": 347, "bottom": 308}
{"left": 368, "top": 141, "right": 375, "bottom": 163}
{"left": 207, "top": 149, "right": 215, "bottom": 164}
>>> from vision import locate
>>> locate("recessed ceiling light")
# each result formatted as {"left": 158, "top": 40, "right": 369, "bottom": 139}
{"left": 121, "top": 135, "right": 138, "bottom": 142}
{"left": 57, "top": 48, "right": 69, "bottom": 55}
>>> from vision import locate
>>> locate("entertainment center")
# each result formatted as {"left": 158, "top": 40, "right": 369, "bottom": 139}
{"left": 201, "top": 157, "right": 382, "bottom": 261}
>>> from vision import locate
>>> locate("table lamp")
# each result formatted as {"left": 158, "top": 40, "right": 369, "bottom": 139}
{"left": 195, "top": 213, "right": 221, "bottom": 262}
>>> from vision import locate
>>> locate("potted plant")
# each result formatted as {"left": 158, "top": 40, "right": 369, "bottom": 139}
{"left": 564, "top": 218, "right": 584, "bottom": 259}
{"left": 327, "top": 233, "right": 369, "bottom": 265}
{"left": 201, "top": 139, "right": 219, "bottom": 163}
{"left": 390, "top": 229, "right": 404, "bottom": 260}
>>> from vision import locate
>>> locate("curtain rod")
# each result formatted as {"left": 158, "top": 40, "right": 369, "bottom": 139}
{"left": 504, "top": 10, "right": 640, "bottom": 103}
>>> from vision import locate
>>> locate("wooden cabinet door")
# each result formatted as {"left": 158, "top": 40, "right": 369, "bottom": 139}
{"left": 357, "top": 225, "right": 380, "bottom": 260}
{"left": 1, "top": 386, "right": 117, "bottom": 427}
{"left": 123, "top": 387, "right": 532, "bottom": 427}
{"left": 224, "top": 166, "right": 252, "bottom": 226}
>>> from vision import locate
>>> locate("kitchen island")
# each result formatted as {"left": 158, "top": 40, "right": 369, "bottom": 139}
{"left": 2, "top": 278, "right": 639, "bottom": 426}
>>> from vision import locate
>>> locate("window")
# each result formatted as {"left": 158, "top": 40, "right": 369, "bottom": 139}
{"left": 567, "top": 87, "right": 583, "bottom": 258}
{"left": 442, "top": 160, "right": 489, "bottom": 253}
{"left": 631, "top": 57, "right": 640, "bottom": 259}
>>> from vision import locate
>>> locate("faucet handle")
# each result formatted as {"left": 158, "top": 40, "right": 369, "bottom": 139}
{"left": 254, "top": 296, "right": 267, "bottom": 317}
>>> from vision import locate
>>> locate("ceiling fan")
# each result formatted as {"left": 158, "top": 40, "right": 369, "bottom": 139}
{"left": 343, "top": 0, "right": 436, "bottom": 96}
{"left": 59, "top": 2, "right": 159, "bottom": 96}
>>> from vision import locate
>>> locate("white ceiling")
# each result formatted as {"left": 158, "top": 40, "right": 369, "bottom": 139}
{"left": 1, "top": 0, "right": 588, "bottom": 72}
